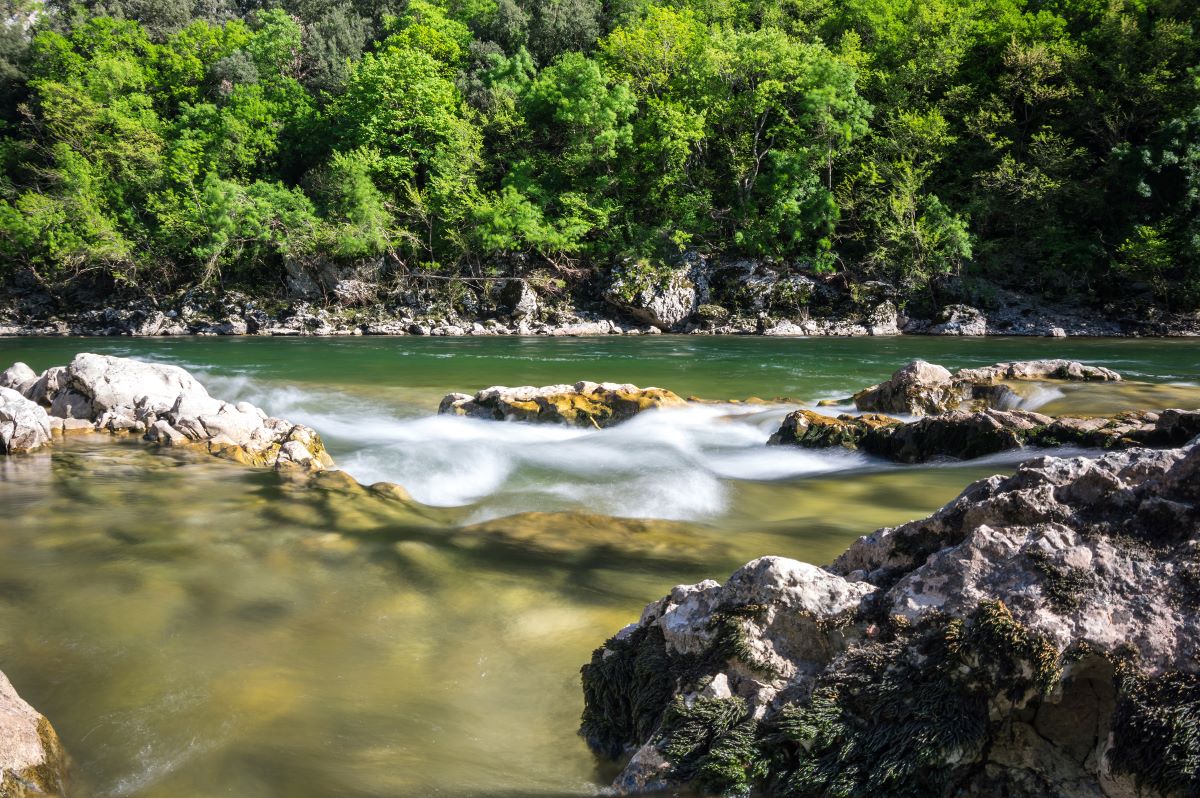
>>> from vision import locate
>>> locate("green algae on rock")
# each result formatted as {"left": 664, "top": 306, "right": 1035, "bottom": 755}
{"left": 438, "top": 381, "right": 687, "bottom": 428}
{"left": 770, "top": 406, "right": 1200, "bottom": 463}
{"left": 581, "top": 439, "right": 1200, "bottom": 796}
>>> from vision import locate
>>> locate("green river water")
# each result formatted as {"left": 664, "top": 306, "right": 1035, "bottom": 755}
{"left": 0, "top": 336, "right": 1197, "bottom": 797}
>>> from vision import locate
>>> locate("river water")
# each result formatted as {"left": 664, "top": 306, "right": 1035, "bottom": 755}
{"left": 0, "top": 336, "right": 1197, "bottom": 797}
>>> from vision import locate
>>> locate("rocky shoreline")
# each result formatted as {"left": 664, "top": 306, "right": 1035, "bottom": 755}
{"left": 3, "top": 265, "right": 1199, "bottom": 338}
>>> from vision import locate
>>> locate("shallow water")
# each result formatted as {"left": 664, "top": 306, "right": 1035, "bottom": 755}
{"left": 0, "top": 336, "right": 1197, "bottom": 797}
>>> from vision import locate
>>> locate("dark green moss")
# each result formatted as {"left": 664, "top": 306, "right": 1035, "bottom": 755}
{"left": 765, "top": 601, "right": 1061, "bottom": 798}
{"left": 1026, "top": 549, "right": 1098, "bottom": 613}
{"left": 583, "top": 602, "right": 1065, "bottom": 797}
{"left": 1110, "top": 665, "right": 1200, "bottom": 795}
{"left": 659, "top": 696, "right": 766, "bottom": 796}
{"left": 708, "top": 604, "right": 781, "bottom": 679}
{"left": 580, "top": 624, "right": 677, "bottom": 758}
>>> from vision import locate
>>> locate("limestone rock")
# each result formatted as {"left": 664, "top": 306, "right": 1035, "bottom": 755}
{"left": 501, "top": 279, "right": 538, "bottom": 321}
{"left": 3, "top": 354, "right": 334, "bottom": 472}
{"left": 767, "top": 409, "right": 899, "bottom": 448}
{"left": 0, "top": 670, "right": 68, "bottom": 798}
{"left": 0, "top": 363, "right": 36, "bottom": 394}
{"left": 605, "top": 264, "right": 702, "bottom": 331}
{"left": 956, "top": 358, "right": 1121, "bottom": 384}
{"left": 439, "top": 381, "right": 686, "bottom": 428}
{"left": 929, "top": 303, "right": 987, "bottom": 335}
{"left": 854, "top": 358, "right": 1124, "bottom": 416}
{"left": 853, "top": 359, "right": 962, "bottom": 415}
{"left": 582, "top": 439, "right": 1200, "bottom": 797}
{"left": 0, "top": 387, "right": 52, "bottom": 454}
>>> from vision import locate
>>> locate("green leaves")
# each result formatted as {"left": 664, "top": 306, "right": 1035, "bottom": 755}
{"left": 0, "top": 0, "right": 1196, "bottom": 307}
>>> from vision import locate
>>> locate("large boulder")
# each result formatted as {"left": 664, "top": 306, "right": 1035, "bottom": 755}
{"left": 500, "top": 279, "right": 538, "bottom": 321}
{"left": 928, "top": 303, "right": 987, "bottom": 335}
{"left": 0, "top": 363, "right": 37, "bottom": 394}
{"left": 581, "top": 439, "right": 1200, "bottom": 797}
{"left": 440, "top": 382, "right": 686, "bottom": 428}
{"left": 605, "top": 262, "right": 704, "bottom": 331}
{"left": 853, "top": 359, "right": 962, "bottom": 415}
{"left": 3, "top": 355, "right": 334, "bottom": 472}
{"left": 0, "top": 670, "right": 68, "bottom": 797}
{"left": 0, "top": 388, "right": 52, "bottom": 455}
{"left": 854, "top": 358, "right": 1124, "bottom": 416}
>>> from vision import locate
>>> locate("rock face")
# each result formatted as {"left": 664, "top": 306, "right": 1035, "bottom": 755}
{"left": 605, "top": 263, "right": 704, "bottom": 331}
{"left": 1, "top": 354, "right": 333, "bottom": 471}
{"left": 854, "top": 358, "right": 1123, "bottom": 416}
{"left": 927, "top": 303, "right": 987, "bottom": 335}
{"left": 439, "top": 382, "right": 687, "bottom": 428}
{"left": 771, "top": 406, "right": 1200, "bottom": 463}
{"left": 581, "top": 439, "right": 1200, "bottom": 797}
{"left": 0, "top": 388, "right": 52, "bottom": 455}
{"left": 0, "top": 671, "right": 68, "bottom": 798}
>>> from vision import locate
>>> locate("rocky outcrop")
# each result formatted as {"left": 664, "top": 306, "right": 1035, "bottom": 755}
{"left": 926, "top": 302, "right": 987, "bottom": 335}
{"left": 955, "top": 359, "right": 1122, "bottom": 384}
{"left": 581, "top": 438, "right": 1200, "bottom": 797}
{"left": 0, "top": 671, "right": 68, "bottom": 798}
{"left": 605, "top": 263, "right": 703, "bottom": 332}
{"left": 771, "top": 406, "right": 1200, "bottom": 463}
{"left": 1, "top": 355, "right": 333, "bottom": 471}
{"left": 439, "top": 382, "right": 686, "bottom": 428}
{"left": 0, "top": 388, "right": 52, "bottom": 455}
{"left": 854, "top": 358, "right": 1123, "bottom": 416}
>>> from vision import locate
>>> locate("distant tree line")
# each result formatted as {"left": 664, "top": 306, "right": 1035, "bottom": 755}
{"left": 0, "top": 0, "right": 1196, "bottom": 309}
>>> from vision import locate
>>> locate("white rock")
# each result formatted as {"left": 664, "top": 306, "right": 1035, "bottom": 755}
{"left": 0, "top": 387, "right": 52, "bottom": 453}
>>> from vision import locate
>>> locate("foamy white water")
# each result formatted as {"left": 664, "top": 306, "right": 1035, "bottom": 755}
{"left": 194, "top": 372, "right": 865, "bottom": 521}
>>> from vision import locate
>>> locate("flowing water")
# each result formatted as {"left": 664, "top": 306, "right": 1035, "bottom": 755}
{"left": 0, "top": 336, "right": 1197, "bottom": 797}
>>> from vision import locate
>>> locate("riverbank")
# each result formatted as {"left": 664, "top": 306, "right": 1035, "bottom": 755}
{"left": 4, "top": 270, "right": 1199, "bottom": 339}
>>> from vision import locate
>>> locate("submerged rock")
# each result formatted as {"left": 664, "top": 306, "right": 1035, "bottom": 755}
{"left": 0, "top": 387, "right": 52, "bottom": 454}
{"left": 1, "top": 354, "right": 333, "bottom": 472}
{"left": 0, "top": 670, "right": 68, "bottom": 798}
{"left": 581, "top": 438, "right": 1200, "bottom": 797}
{"left": 439, "top": 382, "right": 686, "bottom": 428}
{"left": 854, "top": 358, "right": 1124, "bottom": 416}
{"left": 771, "top": 406, "right": 1200, "bottom": 463}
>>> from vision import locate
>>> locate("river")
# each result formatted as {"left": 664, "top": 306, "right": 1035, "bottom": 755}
{"left": 0, "top": 336, "right": 1197, "bottom": 797}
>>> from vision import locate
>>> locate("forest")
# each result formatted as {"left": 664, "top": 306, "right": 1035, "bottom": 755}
{"left": 0, "top": 0, "right": 1197, "bottom": 311}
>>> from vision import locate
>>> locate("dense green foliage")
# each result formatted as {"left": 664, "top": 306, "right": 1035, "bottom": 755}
{"left": 0, "top": 0, "right": 1197, "bottom": 307}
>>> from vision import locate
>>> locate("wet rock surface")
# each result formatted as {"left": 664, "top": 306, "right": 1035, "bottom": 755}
{"left": 0, "top": 670, "right": 68, "bottom": 798}
{"left": 0, "top": 355, "right": 333, "bottom": 471}
{"left": 581, "top": 439, "right": 1200, "bottom": 797}
{"left": 854, "top": 358, "right": 1123, "bottom": 417}
{"left": 439, "top": 382, "right": 687, "bottom": 428}
{"left": 771, "top": 405, "right": 1200, "bottom": 463}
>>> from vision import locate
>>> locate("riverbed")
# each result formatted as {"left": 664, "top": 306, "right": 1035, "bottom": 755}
{"left": 1, "top": 336, "right": 1197, "bottom": 797}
